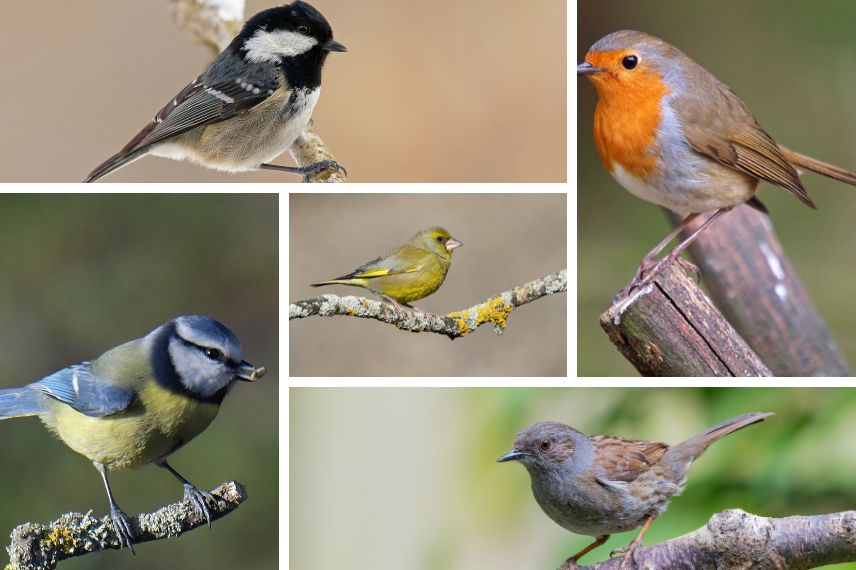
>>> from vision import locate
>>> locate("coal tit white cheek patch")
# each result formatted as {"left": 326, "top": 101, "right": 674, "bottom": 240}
{"left": 243, "top": 29, "right": 318, "bottom": 63}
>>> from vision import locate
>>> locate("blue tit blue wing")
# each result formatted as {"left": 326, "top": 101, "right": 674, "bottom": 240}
{"left": 31, "top": 363, "right": 135, "bottom": 418}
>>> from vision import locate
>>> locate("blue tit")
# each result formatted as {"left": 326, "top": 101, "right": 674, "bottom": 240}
{"left": 0, "top": 315, "right": 266, "bottom": 552}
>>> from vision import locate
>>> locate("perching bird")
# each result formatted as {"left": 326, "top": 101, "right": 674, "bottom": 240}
{"left": 84, "top": 2, "right": 345, "bottom": 182}
{"left": 311, "top": 227, "right": 462, "bottom": 315}
{"left": 0, "top": 315, "right": 266, "bottom": 551}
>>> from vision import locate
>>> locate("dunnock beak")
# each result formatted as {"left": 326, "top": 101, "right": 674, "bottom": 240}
{"left": 498, "top": 412, "right": 772, "bottom": 568}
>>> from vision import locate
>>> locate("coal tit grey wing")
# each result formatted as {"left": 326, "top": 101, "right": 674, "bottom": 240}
{"left": 128, "top": 61, "right": 281, "bottom": 152}
{"left": 31, "top": 363, "right": 135, "bottom": 418}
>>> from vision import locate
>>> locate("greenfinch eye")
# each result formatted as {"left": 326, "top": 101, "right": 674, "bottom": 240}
{"left": 436, "top": 236, "right": 445, "bottom": 242}
{"left": 204, "top": 348, "right": 223, "bottom": 361}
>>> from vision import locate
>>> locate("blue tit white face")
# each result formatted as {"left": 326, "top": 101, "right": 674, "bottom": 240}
{"left": 164, "top": 316, "right": 247, "bottom": 400}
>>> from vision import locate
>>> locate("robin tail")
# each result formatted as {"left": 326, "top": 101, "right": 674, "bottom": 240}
{"left": 666, "top": 412, "right": 773, "bottom": 466}
{"left": 781, "top": 147, "right": 856, "bottom": 186}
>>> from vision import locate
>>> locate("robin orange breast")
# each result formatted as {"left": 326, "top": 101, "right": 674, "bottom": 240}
{"left": 579, "top": 30, "right": 856, "bottom": 300}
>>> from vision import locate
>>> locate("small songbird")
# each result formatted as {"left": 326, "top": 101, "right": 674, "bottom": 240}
{"left": 0, "top": 315, "right": 267, "bottom": 551}
{"left": 578, "top": 31, "right": 856, "bottom": 298}
{"left": 311, "top": 227, "right": 463, "bottom": 316}
{"left": 498, "top": 412, "right": 772, "bottom": 568}
{"left": 85, "top": 1, "right": 346, "bottom": 182}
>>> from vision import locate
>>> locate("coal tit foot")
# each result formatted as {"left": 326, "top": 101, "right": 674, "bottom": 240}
{"left": 259, "top": 160, "right": 346, "bottom": 182}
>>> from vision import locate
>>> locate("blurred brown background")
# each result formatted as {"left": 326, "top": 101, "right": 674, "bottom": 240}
{"left": 0, "top": 0, "right": 566, "bottom": 182}
{"left": 578, "top": 0, "right": 856, "bottom": 375}
{"left": 289, "top": 194, "right": 567, "bottom": 376}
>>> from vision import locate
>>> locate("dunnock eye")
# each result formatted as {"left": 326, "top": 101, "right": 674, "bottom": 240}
{"left": 539, "top": 439, "right": 552, "bottom": 452}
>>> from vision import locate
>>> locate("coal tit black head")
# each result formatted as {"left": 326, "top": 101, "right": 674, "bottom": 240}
{"left": 237, "top": 1, "right": 346, "bottom": 66}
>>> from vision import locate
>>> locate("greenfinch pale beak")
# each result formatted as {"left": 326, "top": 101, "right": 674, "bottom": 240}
{"left": 237, "top": 361, "right": 267, "bottom": 382}
{"left": 496, "top": 449, "right": 524, "bottom": 463}
{"left": 446, "top": 237, "right": 462, "bottom": 252}
{"left": 577, "top": 62, "right": 602, "bottom": 75}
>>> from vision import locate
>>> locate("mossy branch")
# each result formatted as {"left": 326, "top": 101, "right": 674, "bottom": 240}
{"left": 289, "top": 269, "right": 566, "bottom": 338}
{"left": 169, "top": 0, "right": 344, "bottom": 182}
{"left": 5, "top": 481, "right": 247, "bottom": 570}
{"left": 565, "top": 509, "right": 856, "bottom": 570}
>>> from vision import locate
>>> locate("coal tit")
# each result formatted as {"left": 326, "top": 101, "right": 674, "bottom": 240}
{"left": 85, "top": 1, "right": 346, "bottom": 182}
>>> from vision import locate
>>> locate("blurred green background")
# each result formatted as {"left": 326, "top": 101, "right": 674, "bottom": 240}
{"left": 577, "top": 1, "right": 856, "bottom": 375}
{"left": 292, "top": 387, "right": 856, "bottom": 569}
{"left": 0, "top": 194, "right": 278, "bottom": 569}
{"left": 290, "top": 194, "right": 567, "bottom": 376}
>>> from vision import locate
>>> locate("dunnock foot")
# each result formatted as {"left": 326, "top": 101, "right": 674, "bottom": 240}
{"left": 498, "top": 412, "right": 772, "bottom": 568}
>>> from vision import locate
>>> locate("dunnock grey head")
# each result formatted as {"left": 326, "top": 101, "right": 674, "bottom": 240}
{"left": 498, "top": 412, "right": 772, "bottom": 567}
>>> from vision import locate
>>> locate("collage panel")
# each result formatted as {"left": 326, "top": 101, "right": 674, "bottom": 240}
{"left": 291, "top": 388, "right": 856, "bottom": 569}
{"left": 577, "top": 1, "right": 856, "bottom": 376}
{"left": 0, "top": 194, "right": 278, "bottom": 569}
{"left": 0, "top": 0, "right": 566, "bottom": 183}
{"left": 289, "top": 193, "right": 567, "bottom": 377}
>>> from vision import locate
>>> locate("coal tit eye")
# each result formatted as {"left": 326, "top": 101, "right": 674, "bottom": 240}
{"left": 539, "top": 439, "right": 552, "bottom": 452}
{"left": 204, "top": 348, "right": 223, "bottom": 361}
{"left": 621, "top": 55, "right": 638, "bottom": 70}
{"left": 297, "top": 25, "right": 310, "bottom": 34}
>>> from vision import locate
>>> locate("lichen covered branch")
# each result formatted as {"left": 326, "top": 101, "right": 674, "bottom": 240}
{"left": 169, "top": 0, "right": 343, "bottom": 182}
{"left": 289, "top": 269, "right": 566, "bottom": 338}
{"left": 568, "top": 509, "right": 856, "bottom": 570}
{"left": 6, "top": 481, "right": 247, "bottom": 570}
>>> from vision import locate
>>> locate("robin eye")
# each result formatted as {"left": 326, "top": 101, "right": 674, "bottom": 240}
{"left": 205, "top": 348, "right": 223, "bottom": 361}
{"left": 539, "top": 439, "right": 552, "bottom": 451}
{"left": 297, "top": 25, "right": 310, "bottom": 34}
{"left": 622, "top": 55, "right": 638, "bottom": 70}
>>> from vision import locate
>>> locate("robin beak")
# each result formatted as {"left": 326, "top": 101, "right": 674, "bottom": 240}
{"left": 236, "top": 360, "right": 267, "bottom": 382}
{"left": 577, "top": 62, "right": 603, "bottom": 75}
{"left": 496, "top": 449, "right": 524, "bottom": 463}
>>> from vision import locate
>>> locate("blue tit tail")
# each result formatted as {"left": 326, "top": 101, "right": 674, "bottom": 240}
{"left": 0, "top": 387, "right": 45, "bottom": 419}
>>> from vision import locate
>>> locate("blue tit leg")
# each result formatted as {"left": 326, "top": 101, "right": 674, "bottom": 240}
{"left": 258, "top": 160, "right": 346, "bottom": 182}
{"left": 93, "top": 461, "right": 135, "bottom": 553}
{"left": 155, "top": 460, "right": 216, "bottom": 528}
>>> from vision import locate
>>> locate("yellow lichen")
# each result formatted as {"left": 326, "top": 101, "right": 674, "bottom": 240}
{"left": 475, "top": 297, "right": 512, "bottom": 331}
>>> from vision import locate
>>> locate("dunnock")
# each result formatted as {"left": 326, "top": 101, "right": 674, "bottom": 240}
{"left": 498, "top": 412, "right": 772, "bottom": 568}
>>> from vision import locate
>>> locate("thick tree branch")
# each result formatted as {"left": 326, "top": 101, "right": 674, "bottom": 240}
{"left": 600, "top": 264, "right": 772, "bottom": 376}
{"left": 5, "top": 481, "right": 247, "bottom": 570}
{"left": 169, "top": 0, "right": 344, "bottom": 182}
{"left": 289, "top": 269, "right": 566, "bottom": 338}
{"left": 565, "top": 509, "right": 856, "bottom": 570}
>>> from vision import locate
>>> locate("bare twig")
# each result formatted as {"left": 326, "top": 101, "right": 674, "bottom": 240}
{"left": 289, "top": 269, "right": 566, "bottom": 338}
{"left": 169, "top": 0, "right": 344, "bottom": 182}
{"left": 600, "top": 264, "right": 772, "bottom": 376}
{"left": 6, "top": 481, "right": 247, "bottom": 570}
{"left": 567, "top": 509, "right": 856, "bottom": 570}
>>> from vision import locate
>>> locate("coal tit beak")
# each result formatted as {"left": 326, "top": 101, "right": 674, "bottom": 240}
{"left": 237, "top": 360, "right": 267, "bottom": 382}
{"left": 324, "top": 39, "right": 347, "bottom": 52}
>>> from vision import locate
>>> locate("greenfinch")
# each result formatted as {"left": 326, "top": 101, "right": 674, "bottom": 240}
{"left": 311, "top": 227, "right": 462, "bottom": 315}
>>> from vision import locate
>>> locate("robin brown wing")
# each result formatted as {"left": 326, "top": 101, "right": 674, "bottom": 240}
{"left": 674, "top": 80, "right": 816, "bottom": 209}
{"left": 590, "top": 435, "right": 669, "bottom": 483}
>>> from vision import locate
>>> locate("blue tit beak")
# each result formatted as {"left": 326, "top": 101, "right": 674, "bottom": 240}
{"left": 496, "top": 449, "right": 524, "bottom": 463}
{"left": 237, "top": 361, "right": 267, "bottom": 382}
{"left": 324, "top": 39, "right": 347, "bottom": 52}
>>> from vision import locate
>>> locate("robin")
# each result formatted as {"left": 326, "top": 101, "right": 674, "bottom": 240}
{"left": 578, "top": 30, "right": 856, "bottom": 300}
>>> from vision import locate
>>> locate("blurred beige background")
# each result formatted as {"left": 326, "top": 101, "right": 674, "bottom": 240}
{"left": 0, "top": 0, "right": 566, "bottom": 182}
{"left": 292, "top": 388, "right": 856, "bottom": 570}
{"left": 289, "top": 194, "right": 566, "bottom": 376}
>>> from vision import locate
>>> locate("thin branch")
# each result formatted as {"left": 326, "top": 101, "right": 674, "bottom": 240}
{"left": 289, "top": 269, "right": 566, "bottom": 338}
{"left": 565, "top": 509, "right": 856, "bottom": 570}
{"left": 6, "top": 481, "right": 247, "bottom": 570}
{"left": 169, "top": 0, "right": 344, "bottom": 182}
